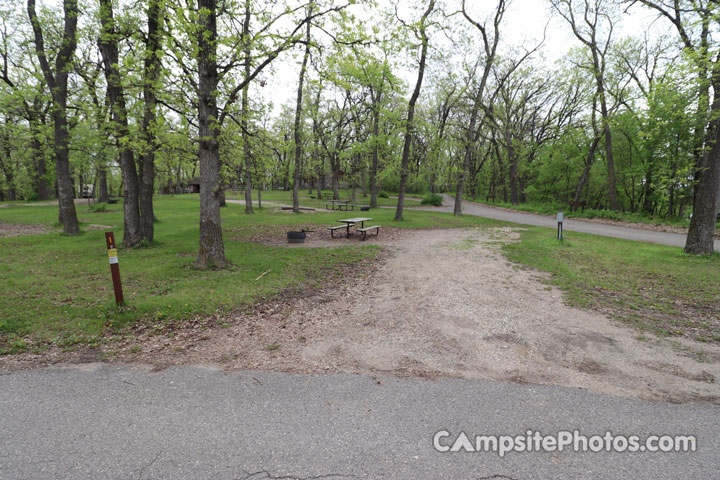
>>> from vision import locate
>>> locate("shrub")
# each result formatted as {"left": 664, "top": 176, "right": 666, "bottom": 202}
{"left": 421, "top": 193, "right": 443, "bottom": 206}
{"left": 88, "top": 202, "right": 107, "bottom": 212}
{"left": 378, "top": 191, "right": 389, "bottom": 198}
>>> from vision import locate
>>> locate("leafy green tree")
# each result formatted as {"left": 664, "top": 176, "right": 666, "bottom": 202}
{"left": 27, "top": 0, "right": 80, "bottom": 232}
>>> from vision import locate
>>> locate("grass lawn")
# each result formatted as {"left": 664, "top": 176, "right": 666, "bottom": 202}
{"left": 2, "top": 193, "right": 718, "bottom": 355}
{"left": 504, "top": 227, "right": 720, "bottom": 343}
{"left": 227, "top": 189, "right": 423, "bottom": 208}
{"left": 0, "top": 194, "right": 497, "bottom": 354}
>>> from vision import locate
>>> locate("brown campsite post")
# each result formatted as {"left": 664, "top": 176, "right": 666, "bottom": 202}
{"left": 105, "top": 231, "right": 124, "bottom": 305}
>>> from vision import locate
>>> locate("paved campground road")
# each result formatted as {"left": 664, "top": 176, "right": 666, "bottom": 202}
{"left": 1, "top": 364, "right": 717, "bottom": 479}
{"left": 426, "top": 194, "right": 720, "bottom": 251}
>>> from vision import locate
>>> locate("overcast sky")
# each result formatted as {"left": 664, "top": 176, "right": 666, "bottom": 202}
{"left": 257, "top": 0, "right": 662, "bottom": 116}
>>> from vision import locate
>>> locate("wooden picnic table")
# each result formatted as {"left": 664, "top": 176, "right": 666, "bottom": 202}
{"left": 336, "top": 217, "right": 372, "bottom": 238}
{"left": 326, "top": 199, "right": 353, "bottom": 211}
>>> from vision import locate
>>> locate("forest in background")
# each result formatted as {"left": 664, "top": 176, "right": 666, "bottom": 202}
{"left": 1, "top": 0, "right": 719, "bottom": 263}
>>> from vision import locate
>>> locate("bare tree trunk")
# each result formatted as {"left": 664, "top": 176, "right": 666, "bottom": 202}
{"left": 331, "top": 155, "right": 340, "bottom": 199}
{"left": 553, "top": 0, "right": 618, "bottom": 210}
{"left": 242, "top": 0, "right": 254, "bottom": 214}
{"left": 573, "top": 136, "right": 600, "bottom": 206}
{"left": 27, "top": 0, "right": 79, "bottom": 234}
{"left": 395, "top": 0, "right": 435, "bottom": 221}
{"left": 598, "top": 85, "right": 619, "bottom": 210}
{"left": 369, "top": 100, "right": 381, "bottom": 208}
{"left": 31, "top": 118, "right": 49, "bottom": 200}
{"left": 319, "top": 156, "right": 326, "bottom": 194}
{"left": 454, "top": 0, "right": 505, "bottom": 215}
{"left": 98, "top": 0, "right": 142, "bottom": 247}
{"left": 195, "top": 0, "right": 227, "bottom": 268}
{"left": 0, "top": 124, "right": 17, "bottom": 201}
{"left": 506, "top": 130, "right": 519, "bottom": 205}
{"left": 642, "top": 160, "right": 654, "bottom": 215}
{"left": 97, "top": 165, "right": 109, "bottom": 202}
{"left": 292, "top": 4, "right": 312, "bottom": 213}
{"left": 35, "top": 154, "right": 48, "bottom": 200}
{"left": 685, "top": 79, "right": 720, "bottom": 254}
{"left": 138, "top": 0, "right": 163, "bottom": 243}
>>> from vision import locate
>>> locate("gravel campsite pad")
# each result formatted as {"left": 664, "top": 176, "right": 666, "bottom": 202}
{"left": 5, "top": 228, "right": 719, "bottom": 404}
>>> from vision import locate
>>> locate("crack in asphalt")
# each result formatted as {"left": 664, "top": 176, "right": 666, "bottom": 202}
{"left": 237, "top": 471, "right": 359, "bottom": 480}
{"left": 136, "top": 451, "right": 162, "bottom": 480}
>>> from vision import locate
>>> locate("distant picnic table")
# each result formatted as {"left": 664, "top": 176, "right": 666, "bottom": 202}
{"left": 325, "top": 198, "right": 370, "bottom": 211}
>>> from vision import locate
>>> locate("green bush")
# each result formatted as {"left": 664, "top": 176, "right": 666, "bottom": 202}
{"left": 88, "top": 202, "right": 107, "bottom": 213}
{"left": 378, "top": 191, "right": 389, "bottom": 198}
{"left": 421, "top": 193, "right": 443, "bottom": 206}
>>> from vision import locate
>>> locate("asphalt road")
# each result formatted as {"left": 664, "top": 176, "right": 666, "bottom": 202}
{"left": 430, "top": 195, "right": 720, "bottom": 251}
{"left": 0, "top": 364, "right": 717, "bottom": 479}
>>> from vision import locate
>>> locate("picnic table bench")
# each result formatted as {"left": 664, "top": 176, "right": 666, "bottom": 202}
{"left": 330, "top": 217, "right": 375, "bottom": 239}
{"left": 357, "top": 225, "right": 380, "bottom": 240}
{"left": 329, "top": 223, "right": 354, "bottom": 238}
{"left": 325, "top": 199, "right": 357, "bottom": 211}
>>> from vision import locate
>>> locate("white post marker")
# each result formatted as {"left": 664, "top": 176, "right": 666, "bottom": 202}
{"left": 557, "top": 212, "right": 564, "bottom": 241}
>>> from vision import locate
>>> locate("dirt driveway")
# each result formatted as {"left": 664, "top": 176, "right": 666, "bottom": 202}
{"left": 69, "top": 227, "right": 715, "bottom": 404}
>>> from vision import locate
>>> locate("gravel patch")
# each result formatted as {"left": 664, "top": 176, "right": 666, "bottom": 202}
{"left": 4, "top": 227, "right": 718, "bottom": 404}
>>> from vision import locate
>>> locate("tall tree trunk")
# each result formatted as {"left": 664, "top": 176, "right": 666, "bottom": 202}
{"left": 139, "top": 0, "right": 163, "bottom": 243}
{"left": 195, "top": 0, "right": 227, "bottom": 268}
{"left": 455, "top": 99, "right": 481, "bottom": 215}
{"left": 573, "top": 136, "right": 600, "bottom": 207}
{"left": 629, "top": 0, "right": 717, "bottom": 253}
{"left": 642, "top": 160, "right": 654, "bottom": 215}
{"left": 242, "top": 0, "right": 254, "bottom": 214}
{"left": 97, "top": 165, "right": 109, "bottom": 203}
{"left": 27, "top": 0, "right": 79, "bottom": 234}
{"left": 331, "top": 157, "right": 340, "bottom": 200}
{"left": 598, "top": 85, "right": 619, "bottom": 210}
{"left": 506, "top": 130, "right": 519, "bottom": 205}
{"left": 685, "top": 78, "right": 720, "bottom": 254}
{"left": 31, "top": 119, "right": 49, "bottom": 201}
{"left": 454, "top": 0, "right": 505, "bottom": 215}
{"left": 292, "top": 4, "right": 312, "bottom": 213}
{"left": 0, "top": 125, "right": 16, "bottom": 201}
{"left": 369, "top": 97, "right": 381, "bottom": 208}
{"left": 98, "top": 0, "right": 142, "bottom": 247}
{"left": 314, "top": 135, "right": 322, "bottom": 199}
{"left": 35, "top": 153, "right": 48, "bottom": 200}
{"left": 395, "top": 0, "right": 434, "bottom": 221}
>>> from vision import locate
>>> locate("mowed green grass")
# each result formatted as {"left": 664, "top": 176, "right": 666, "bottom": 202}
{"left": 227, "top": 189, "right": 424, "bottom": 208}
{"left": 504, "top": 227, "right": 720, "bottom": 342}
{"left": 0, "top": 195, "right": 498, "bottom": 353}
{"left": 2, "top": 193, "right": 718, "bottom": 354}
